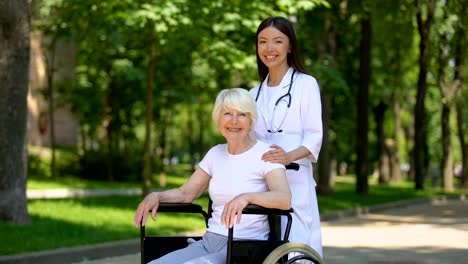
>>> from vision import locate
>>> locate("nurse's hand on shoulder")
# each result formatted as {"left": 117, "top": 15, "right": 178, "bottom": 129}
{"left": 134, "top": 192, "right": 160, "bottom": 227}
{"left": 262, "top": 144, "right": 291, "bottom": 165}
{"left": 221, "top": 194, "right": 249, "bottom": 228}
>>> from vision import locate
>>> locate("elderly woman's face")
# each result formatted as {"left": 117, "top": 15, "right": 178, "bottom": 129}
{"left": 218, "top": 108, "right": 252, "bottom": 141}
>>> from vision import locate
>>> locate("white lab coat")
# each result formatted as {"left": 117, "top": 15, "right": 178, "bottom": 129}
{"left": 249, "top": 67, "right": 323, "bottom": 256}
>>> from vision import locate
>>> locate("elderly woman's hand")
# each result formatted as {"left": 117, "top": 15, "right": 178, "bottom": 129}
{"left": 134, "top": 192, "right": 160, "bottom": 227}
{"left": 221, "top": 194, "right": 249, "bottom": 228}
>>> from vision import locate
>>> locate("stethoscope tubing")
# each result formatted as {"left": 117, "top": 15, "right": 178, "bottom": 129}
{"left": 255, "top": 70, "right": 296, "bottom": 133}
{"left": 255, "top": 70, "right": 296, "bottom": 106}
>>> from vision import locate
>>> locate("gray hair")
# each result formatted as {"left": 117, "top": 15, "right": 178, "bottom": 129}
{"left": 212, "top": 88, "right": 258, "bottom": 127}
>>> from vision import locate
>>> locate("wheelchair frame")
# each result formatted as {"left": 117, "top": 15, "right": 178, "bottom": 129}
{"left": 140, "top": 203, "right": 324, "bottom": 264}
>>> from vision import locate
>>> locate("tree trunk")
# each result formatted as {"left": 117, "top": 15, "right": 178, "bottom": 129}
{"left": 106, "top": 118, "right": 114, "bottom": 182}
{"left": 413, "top": 0, "right": 435, "bottom": 190}
{"left": 44, "top": 39, "right": 57, "bottom": 178}
{"left": 454, "top": 2, "right": 467, "bottom": 190}
{"left": 103, "top": 81, "right": 115, "bottom": 182}
{"left": 390, "top": 99, "right": 402, "bottom": 182}
{"left": 315, "top": 16, "right": 339, "bottom": 196}
{"left": 384, "top": 138, "right": 399, "bottom": 182}
{"left": 456, "top": 102, "right": 467, "bottom": 189}
{"left": 373, "top": 101, "right": 389, "bottom": 184}
{"left": 438, "top": 0, "right": 463, "bottom": 192}
{"left": 440, "top": 104, "right": 454, "bottom": 191}
{"left": 197, "top": 97, "right": 206, "bottom": 159}
{"left": 187, "top": 103, "right": 197, "bottom": 172}
{"left": 79, "top": 118, "right": 87, "bottom": 155}
{"left": 0, "top": 0, "right": 30, "bottom": 224}
{"left": 157, "top": 109, "right": 169, "bottom": 188}
{"left": 142, "top": 20, "right": 156, "bottom": 195}
{"left": 355, "top": 15, "right": 371, "bottom": 195}
{"left": 318, "top": 94, "right": 332, "bottom": 196}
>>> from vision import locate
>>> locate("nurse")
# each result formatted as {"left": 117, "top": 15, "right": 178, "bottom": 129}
{"left": 249, "top": 16, "right": 323, "bottom": 257}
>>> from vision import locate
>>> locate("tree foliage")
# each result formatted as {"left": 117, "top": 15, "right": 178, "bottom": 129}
{"left": 27, "top": 0, "right": 468, "bottom": 195}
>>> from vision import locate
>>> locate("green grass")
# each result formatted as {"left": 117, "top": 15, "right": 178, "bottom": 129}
{"left": 27, "top": 172, "right": 189, "bottom": 190}
{"left": 0, "top": 194, "right": 209, "bottom": 256}
{"left": 317, "top": 176, "right": 443, "bottom": 213}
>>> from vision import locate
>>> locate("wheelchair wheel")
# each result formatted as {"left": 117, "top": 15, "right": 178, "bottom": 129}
{"left": 262, "top": 242, "right": 325, "bottom": 264}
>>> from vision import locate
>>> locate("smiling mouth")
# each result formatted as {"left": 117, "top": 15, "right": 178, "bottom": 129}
{"left": 227, "top": 128, "right": 242, "bottom": 132}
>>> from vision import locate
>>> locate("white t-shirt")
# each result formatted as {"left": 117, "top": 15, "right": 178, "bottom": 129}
{"left": 198, "top": 140, "right": 285, "bottom": 240}
{"left": 265, "top": 82, "right": 283, "bottom": 103}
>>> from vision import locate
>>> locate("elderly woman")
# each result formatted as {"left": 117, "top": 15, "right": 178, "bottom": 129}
{"left": 134, "top": 88, "right": 291, "bottom": 264}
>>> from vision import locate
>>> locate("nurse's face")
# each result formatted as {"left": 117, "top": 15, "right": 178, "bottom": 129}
{"left": 257, "top": 26, "right": 290, "bottom": 70}
{"left": 218, "top": 108, "right": 252, "bottom": 142}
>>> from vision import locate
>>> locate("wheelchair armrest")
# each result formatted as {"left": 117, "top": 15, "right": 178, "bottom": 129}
{"left": 140, "top": 203, "right": 209, "bottom": 236}
{"left": 142, "top": 203, "right": 209, "bottom": 228}
{"left": 242, "top": 204, "right": 293, "bottom": 216}
{"left": 157, "top": 203, "right": 208, "bottom": 215}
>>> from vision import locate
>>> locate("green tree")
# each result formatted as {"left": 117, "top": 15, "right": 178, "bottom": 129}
{"left": 413, "top": 0, "right": 435, "bottom": 190}
{"left": 453, "top": 0, "right": 467, "bottom": 189}
{"left": 299, "top": 0, "right": 347, "bottom": 195}
{"left": 435, "top": 0, "right": 463, "bottom": 191}
{"left": 371, "top": 0, "right": 416, "bottom": 185}
{"left": 355, "top": 4, "right": 372, "bottom": 195}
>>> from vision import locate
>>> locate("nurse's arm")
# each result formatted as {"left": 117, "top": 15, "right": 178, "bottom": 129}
{"left": 262, "top": 144, "right": 311, "bottom": 165}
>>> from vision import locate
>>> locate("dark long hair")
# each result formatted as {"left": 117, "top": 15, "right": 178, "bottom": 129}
{"left": 255, "top": 16, "right": 307, "bottom": 82}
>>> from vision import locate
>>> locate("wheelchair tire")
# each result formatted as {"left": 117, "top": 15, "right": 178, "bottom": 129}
{"left": 262, "top": 242, "right": 325, "bottom": 264}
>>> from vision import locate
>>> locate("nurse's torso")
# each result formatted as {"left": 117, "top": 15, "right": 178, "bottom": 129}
{"left": 250, "top": 69, "right": 307, "bottom": 166}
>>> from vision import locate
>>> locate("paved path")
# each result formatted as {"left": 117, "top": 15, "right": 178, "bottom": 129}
{"left": 74, "top": 254, "right": 139, "bottom": 264}
{"left": 72, "top": 197, "right": 468, "bottom": 264}
{"left": 322, "top": 197, "right": 468, "bottom": 264}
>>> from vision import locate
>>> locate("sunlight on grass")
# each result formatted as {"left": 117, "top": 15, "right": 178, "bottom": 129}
{"left": 0, "top": 195, "right": 209, "bottom": 256}
{"left": 317, "top": 177, "right": 441, "bottom": 213}
{"left": 27, "top": 177, "right": 140, "bottom": 190}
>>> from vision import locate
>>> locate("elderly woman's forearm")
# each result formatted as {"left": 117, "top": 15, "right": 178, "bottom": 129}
{"left": 156, "top": 188, "right": 194, "bottom": 203}
{"left": 245, "top": 191, "right": 291, "bottom": 210}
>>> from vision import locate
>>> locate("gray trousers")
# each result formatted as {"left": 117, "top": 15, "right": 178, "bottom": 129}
{"left": 148, "top": 232, "right": 228, "bottom": 264}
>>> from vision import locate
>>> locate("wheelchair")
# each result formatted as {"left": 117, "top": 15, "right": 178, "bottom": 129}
{"left": 140, "top": 202, "right": 325, "bottom": 264}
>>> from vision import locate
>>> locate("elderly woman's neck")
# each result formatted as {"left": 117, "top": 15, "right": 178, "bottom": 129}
{"left": 227, "top": 137, "right": 256, "bottom": 155}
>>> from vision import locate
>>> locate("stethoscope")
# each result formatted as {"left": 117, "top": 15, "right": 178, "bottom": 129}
{"left": 255, "top": 70, "right": 296, "bottom": 133}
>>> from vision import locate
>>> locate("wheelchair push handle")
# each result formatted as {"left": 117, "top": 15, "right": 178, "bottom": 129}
{"left": 285, "top": 162, "right": 300, "bottom": 171}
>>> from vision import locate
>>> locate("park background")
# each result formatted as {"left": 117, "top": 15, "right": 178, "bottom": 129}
{"left": 1, "top": 0, "right": 467, "bottom": 258}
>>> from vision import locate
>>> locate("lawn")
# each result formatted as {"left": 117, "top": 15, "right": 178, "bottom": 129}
{"left": 0, "top": 194, "right": 209, "bottom": 256}
{"left": 317, "top": 176, "right": 444, "bottom": 213}
{"left": 0, "top": 173, "right": 451, "bottom": 256}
